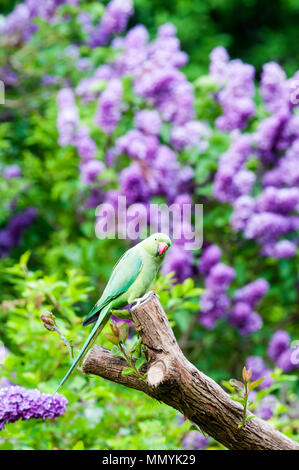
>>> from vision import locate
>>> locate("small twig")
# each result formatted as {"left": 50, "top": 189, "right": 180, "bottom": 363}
{"left": 40, "top": 311, "right": 73, "bottom": 360}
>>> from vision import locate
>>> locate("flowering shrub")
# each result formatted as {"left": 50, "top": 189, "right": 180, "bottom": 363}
{"left": 0, "top": 386, "right": 68, "bottom": 430}
{"left": 0, "top": 0, "right": 298, "bottom": 450}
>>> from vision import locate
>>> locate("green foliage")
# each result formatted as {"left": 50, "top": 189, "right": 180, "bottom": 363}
{"left": 133, "top": 0, "right": 299, "bottom": 78}
{"left": 0, "top": 255, "right": 193, "bottom": 449}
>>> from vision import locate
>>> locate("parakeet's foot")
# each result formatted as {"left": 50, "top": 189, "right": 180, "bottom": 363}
{"left": 111, "top": 309, "right": 132, "bottom": 320}
{"left": 131, "top": 291, "right": 154, "bottom": 310}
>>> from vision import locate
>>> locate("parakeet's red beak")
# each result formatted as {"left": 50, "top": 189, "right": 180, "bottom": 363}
{"left": 158, "top": 242, "right": 168, "bottom": 256}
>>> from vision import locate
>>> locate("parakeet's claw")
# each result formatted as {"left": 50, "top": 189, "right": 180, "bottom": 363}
{"left": 131, "top": 291, "right": 154, "bottom": 310}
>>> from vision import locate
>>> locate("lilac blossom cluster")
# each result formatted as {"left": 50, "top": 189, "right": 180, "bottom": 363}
{"left": 254, "top": 395, "right": 278, "bottom": 421}
{"left": 244, "top": 330, "right": 299, "bottom": 404}
{"left": 198, "top": 244, "right": 235, "bottom": 329}
{"left": 245, "top": 356, "right": 274, "bottom": 390}
{"left": 0, "top": 385, "right": 68, "bottom": 430}
{"left": 1, "top": 0, "right": 78, "bottom": 44}
{"left": 65, "top": 16, "right": 211, "bottom": 280}
{"left": 182, "top": 431, "right": 210, "bottom": 450}
{"left": 211, "top": 53, "right": 299, "bottom": 259}
{"left": 0, "top": 208, "right": 36, "bottom": 258}
{"left": 57, "top": 88, "right": 105, "bottom": 186}
{"left": 267, "top": 330, "right": 299, "bottom": 372}
{"left": 198, "top": 244, "right": 268, "bottom": 335}
{"left": 89, "top": 0, "right": 133, "bottom": 47}
{"left": 213, "top": 134, "right": 255, "bottom": 203}
{"left": 57, "top": 16, "right": 210, "bottom": 218}
{"left": 1, "top": 164, "right": 21, "bottom": 179}
{"left": 209, "top": 46, "right": 255, "bottom": 131}
{"left": 228, "top": 279, "right": 268, "bottom": 336}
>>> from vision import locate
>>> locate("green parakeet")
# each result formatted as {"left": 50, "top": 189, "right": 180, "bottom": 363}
{"left": 55, "top": 233, "right": 171, "bottom": 392}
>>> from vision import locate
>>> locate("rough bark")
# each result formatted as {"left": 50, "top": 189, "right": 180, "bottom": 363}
{"left": 83, "top": 291, "right": 299, "bottom": 451}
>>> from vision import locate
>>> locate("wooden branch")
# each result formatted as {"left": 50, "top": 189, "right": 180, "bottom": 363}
{"left": 83, "top": 291, "right": 299, "bottom": 450}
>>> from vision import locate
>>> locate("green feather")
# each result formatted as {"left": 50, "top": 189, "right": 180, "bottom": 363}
{"left": 83, "top": 248, "right": 142, "bottom": 326}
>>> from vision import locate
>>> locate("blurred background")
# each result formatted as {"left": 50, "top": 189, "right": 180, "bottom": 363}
{"left": 0, "top": 0, "right": 298, "bottom": 451}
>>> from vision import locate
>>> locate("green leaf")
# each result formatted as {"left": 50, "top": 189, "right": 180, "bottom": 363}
{"left": 181, "top": 278, "right": 194, "bottom": 294}
{"left": 20, "top": 251, "right": 31, "bottom": 269}
{"left": 121, "top": 367, "right": 135, "bottom": 376}
{"left": 119, "top": 322, "right": 129, "bottom": 343}
{"left": 135, "top": 356, "right": 146, "bottom": 371}
{"left": 111, "top": 345, "right": 123, "bottom": 357}
{"left": 104, "top": 333, "right": 119, "bottom": 346}
{"left": 249, "top": 377, "right": 265, "bottom": 391}
{"left": 0, "top": 442, "right": 14, "bottom": 450}
{"left": 72, "top": 440, "right": 85, "bottom": 450}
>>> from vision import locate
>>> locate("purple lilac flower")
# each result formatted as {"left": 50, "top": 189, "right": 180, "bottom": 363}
{"left": 209, "top": 46, "right": 229, "bottom": 83}
{"left": 3, "top": 165, "right": 21, "bottom": 179}
{"left": 42, "top": 74, "right": 60, "bottom": 86}
{"left": 205, "top": 262, "right": 235, "bottom": 292}
{"left": 74, "top": 126, "right": 97, "bottom": 162}
{"left": 0, "top": 208, "right": 36, "bottom": 258}
{"left": 230, "top": 195, "right": 256, "bottom": 231}
{"left": 170, "top": 121, "right": 211, "bottom": 152}
{"left": 182, "top": 431, "right": 210, "bottom": 450}
{"left": 198, "top": 244, "right": 222, "bottom": 275}
{"left": 199, "top": 290, "right": 231, "bottom": 329}
{"left": 244, "top": 212, "right": 291, "bottom": 242}
{"left": 80, "top": 160, "right": 105, "bottom": 185}
{"left": 213, "top": 135, "right": 253, "bottom": 203}
{"left": 119, "top": 162, "right": 150, "bottom": 205}
{"left": 116, "top": 129, "right": 159, "bottom": 160}
{"left": 162, "top": 244, "right": 193, "bottom": 284}
{"left": 210, "top": 47, "right": 255, "bottom": 131}
{"left": 267, "top": 330, "right": 290, "bottom": 362}
{"left": 256, "top": 395, "right": 278, "bottom": 420}
{"left": 276, "top": 348, "right": 298, "bottom": 372}
{"left": 1, "top": 1, "right": 78, "bottom": 44}
{"left": 94, "top": 79, "right": 123, "bottom": 135}
{"left": 89, "top": 0, "right": 133, "bottom": 47}
{"left": 255, "top": 187, "right": 299, "bottom": 215}
{"left": 254, "top": 111, "right": 289, "bottom": 165}
{"left": 228, "top": 301, "right": 251, "bottom": 327}
{"left": 261, "top": 240, "right": 297, "bottom": 258}
{"left": 57, "top": 88, "right": 79, "bottom": 146}
{"left": 78, "top": 11, "right": 93, "bottom": 36}
{"left": 260, "top": 62, "right": 289, "bottom": 114}
{"left": 245, "top": 356, "right": 274, "bottom": 389}
{"left": 1, "top": 4, "right": 32, "bottom": 43}
{"left": 149, "top": 145, "right": 183, "bottom": 201}
{"left": 228, "top": 302, "right": 263, "bottom": 336}
{"left": 262, "top": 142, "right": 299, "bottom": 188}
{"left": 0, "top": 385, "right": 68, "bottom": 430}
{"left": 234, "top": 279, "right": 269, "bottom": 308}
{"left": 134, "top": 110, "right": 162, "bottom": 136}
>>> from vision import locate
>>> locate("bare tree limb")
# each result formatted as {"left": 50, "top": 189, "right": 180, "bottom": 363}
{"left": 83, "top": 291, "right": 299, "bottom": 450}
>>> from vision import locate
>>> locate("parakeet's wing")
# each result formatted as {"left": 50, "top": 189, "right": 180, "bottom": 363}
{"left": 82, "top": 247, "right": 143, "bottom": 326}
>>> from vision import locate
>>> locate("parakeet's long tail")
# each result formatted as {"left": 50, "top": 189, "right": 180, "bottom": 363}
{"left": 54, "top": 303, "right": 111, "bottom": 394}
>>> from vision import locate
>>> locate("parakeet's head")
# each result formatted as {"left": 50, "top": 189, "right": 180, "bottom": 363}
{"left": 142, "top": 233, "right": 172, "bottom": 258}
